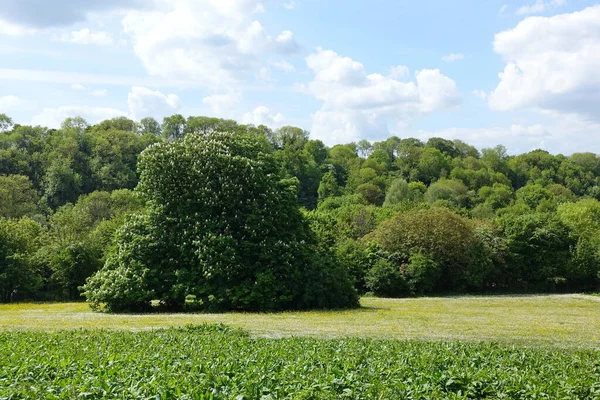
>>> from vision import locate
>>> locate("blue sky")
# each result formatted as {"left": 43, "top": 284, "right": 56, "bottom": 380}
{"left": 1, "top": 0, "right": 599, "bottom": 154}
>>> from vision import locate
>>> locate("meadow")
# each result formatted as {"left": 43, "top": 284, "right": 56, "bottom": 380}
{"left": 1, "top": 295, "right": 599, "bottom": 347}
{"left": 2, "top": 295, "right": 600, "bottom": 399}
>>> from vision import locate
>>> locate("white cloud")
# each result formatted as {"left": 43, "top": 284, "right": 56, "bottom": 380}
{"left": 257, "top": 67, "right": 272, "bottom": 81}
{"left": 202, "top": 92, "right": 242, "bottom": 116}
{"left": 71, "top": 83, "right": 86, "bottom": 91}
{"left": 472, "top": 90, "right": 488, "bottom": 100}
{"left": 499, "top": 4, "right": 509, "bottom": 14}
{"left": 415, "top": 125, "right": 550, "bottom": 154}
{"left": 416, "top": 114, "right": 600, "bottom": 155}
{"left": 283, "top": 1, "right": 295, "bottom": 10}
{"left": 127, "top": 86, "right": 181, "bottom": 121}
{"left": 243, "top": 106, "right": 285, "bottom": 127}
{"left": 389, "top": 65, "right": 410, "bottom": 80}
{"left": 271, "top": 60, "right": 296, "bottom": 72}
{"left": 0, "top": 95, "right": 23, "bottom": 110}
{"left": 31, "top": 106, "right": 125, "bottom": 128}
{"left": 442, "top": 53, "right": 464, "bottom": 62}
{"left": 516, "top": 0, "right": 566, "bottom": 15}
{"left": 489, "top": 5, "right": 600, "bottom": 121}
{"left": 92, "top": 89, "right": 108, "bottom": 97}
{"left": 274, "top": 30, "right": 300, "bottom": 54}
{"left": 58, "top": 28, "right": 114, "bottom": 46}
{"left": 302, "top": 48, "right": 460, "bottom": 144}
{"left": 122, "top": 0, "right": 300, "bottom": 86}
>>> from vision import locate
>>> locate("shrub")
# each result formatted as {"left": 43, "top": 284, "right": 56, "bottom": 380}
{"left": 365, "top": 259, "right": 408, "bottom": 297}
{"left": 402, "top": 253, "right": 441, "bottom": 295}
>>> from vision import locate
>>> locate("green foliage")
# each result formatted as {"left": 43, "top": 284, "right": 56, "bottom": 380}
{"left": 355, "top": 182, "right": 385, "bottom": 205}
{"left": 365, "top": 207, "right": 477, "bottom": 291}
{"left": 425, "top": 178, "right": 470, "bottom": 209}
{"left": 402, "top": 253, "right": 441, "bottom": 295}
{"left": 383, "top": 178, "right": 423, "bottom": 207}
{"left": 3, "top": 111, "right": 600, "bottom": 302}
{"left": 501, "top": 212, "right": 576, "bottom": 290}
{"left": 84, "top": 131, "right": 357, "bottom": 312}
{"left": 2, "top": 328, "right": 600, "bottom": 398}
{"left": 0, "top": 174, "right": 40, "bottom": 219}
{"left": 317, "top": 170, "right": 342, "bottom": 202}
{"left": 365, "top": 258, "right": 408, "bottom": 297}
{"left": 0, "top": 217, "right": 42, "bottom": 302}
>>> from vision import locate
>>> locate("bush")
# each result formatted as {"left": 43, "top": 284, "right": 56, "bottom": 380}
{"left": 365, "top": 259, "right": 408, "bottom": 297}
{"left": 402, "top": 253, "right": 441, "bottom": 295}
{"left": 365, "top": 207, "right": 476, "bottom": 291}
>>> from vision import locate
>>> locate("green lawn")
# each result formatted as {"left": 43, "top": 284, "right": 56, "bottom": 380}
{"left": 1, "top": 294, "right": 599, "bottom": 348}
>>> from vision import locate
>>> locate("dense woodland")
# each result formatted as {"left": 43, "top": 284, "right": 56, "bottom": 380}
{"left": 1, "top": 112, "right": 600, "bottom": 309}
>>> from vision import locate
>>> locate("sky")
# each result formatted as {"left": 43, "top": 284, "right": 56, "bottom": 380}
{"left": 1, "top": 0, "right": 599, "bottom": 154}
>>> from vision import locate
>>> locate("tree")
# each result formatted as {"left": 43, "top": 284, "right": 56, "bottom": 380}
{"left": 161, "top": 114, "right": 186, "bottom": 139}
{"left": 365, "top": 207, "right": 477, "bottom": 291}
{"left": 318, "top": 171, "right": 342, "bottom": 201}
{"left": 425, "top": 179, "right": 469, "bottom": 209}
{"left": 502, "top": 212, "right": 575, "bottom": 290}
{"left": 94, "top": 117, "right": 138, "bottom": 133}
{"left": 84, "top": 131, "right": 357, "bottom": 312}
{"left": 417, "top": 147, "right": 450, "bottom": 184}
{"left": 0, "top": 175, "right": 40, "bottom": 219}
{"left": 356, "top": 183, "right": 385, "bottom": 206}
{"left": 61, "top": 117, "right": 89, "bottom": 135}
{"left": 357, "top": 139, "right": 372, "bottom": 158}
{"left": 0, "top": 114, "right": 13, "bottom": 133}
{"left": 0, "top": 217, "right": 42, "bottom": 302}
{"left": 139, "top": 117, "right": 161, "bottom": 136}
{"left": 383, "top": 179, "right": 423, "bottom": 206}
{"left": 41, "top": 159, "right": 82, "bottom": 209}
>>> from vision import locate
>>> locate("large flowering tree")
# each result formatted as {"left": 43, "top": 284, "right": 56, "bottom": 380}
{"left": 83, "top": 131, "right": 357, "bottom": 312}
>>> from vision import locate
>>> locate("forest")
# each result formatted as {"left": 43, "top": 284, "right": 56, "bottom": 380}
{"left": 1, "top": 112, "right": 599, "bottom": 309}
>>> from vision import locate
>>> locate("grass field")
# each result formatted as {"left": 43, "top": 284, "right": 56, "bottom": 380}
{"left": 1, "top": 294, "right": 599, "bottom": 348}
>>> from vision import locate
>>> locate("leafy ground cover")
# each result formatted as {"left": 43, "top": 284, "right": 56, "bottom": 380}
{"left": 1, "top": 325, "right": 599, "bottom": 399}
{"left": 1, "top": 295, "right": 600, "bottom": 347}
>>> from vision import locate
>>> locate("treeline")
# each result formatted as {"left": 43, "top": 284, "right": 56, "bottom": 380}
{"left": 0, "top": 112, "right": 599, "bottom": 304}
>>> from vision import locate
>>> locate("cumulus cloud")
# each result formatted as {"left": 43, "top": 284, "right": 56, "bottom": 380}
{"left": 273, "top": 30, "right": 300, "bottom": 54}
{"left": 442, "top": 53, "right": 464, "bottom": 62}
{"left": 243, "top": 106, "right": 285, "bottom": 127}
{"left": 302, "top": 48, "right": 460, "bottom": 144}
{"left": 31, "top": 105, "right": 125, "bottom": 128}
{"left": 127, "top": 86, "right": 181, "bottom": 121}
{"left": 389, "top": 65, "right": 410, "bottom": 80}
{"left": 416, "top": 114, "right": 600, "bottom": 155}
{"left": 516, "top": 0, "right": 566, "bottom": 15}
{"left": 57, "top": 28, "right": 114, "bottom": 46}
{"left": 472, "top": 90, "right": 488, "bottom": 100}
{"left": 122, "top": 0, "right": 301, "bottom": 85}
{"left": 0, "top": 95, "right": 23, "bottom": 110}
{"left": 489, "top": 5, "right": 600, "bottom": 120}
